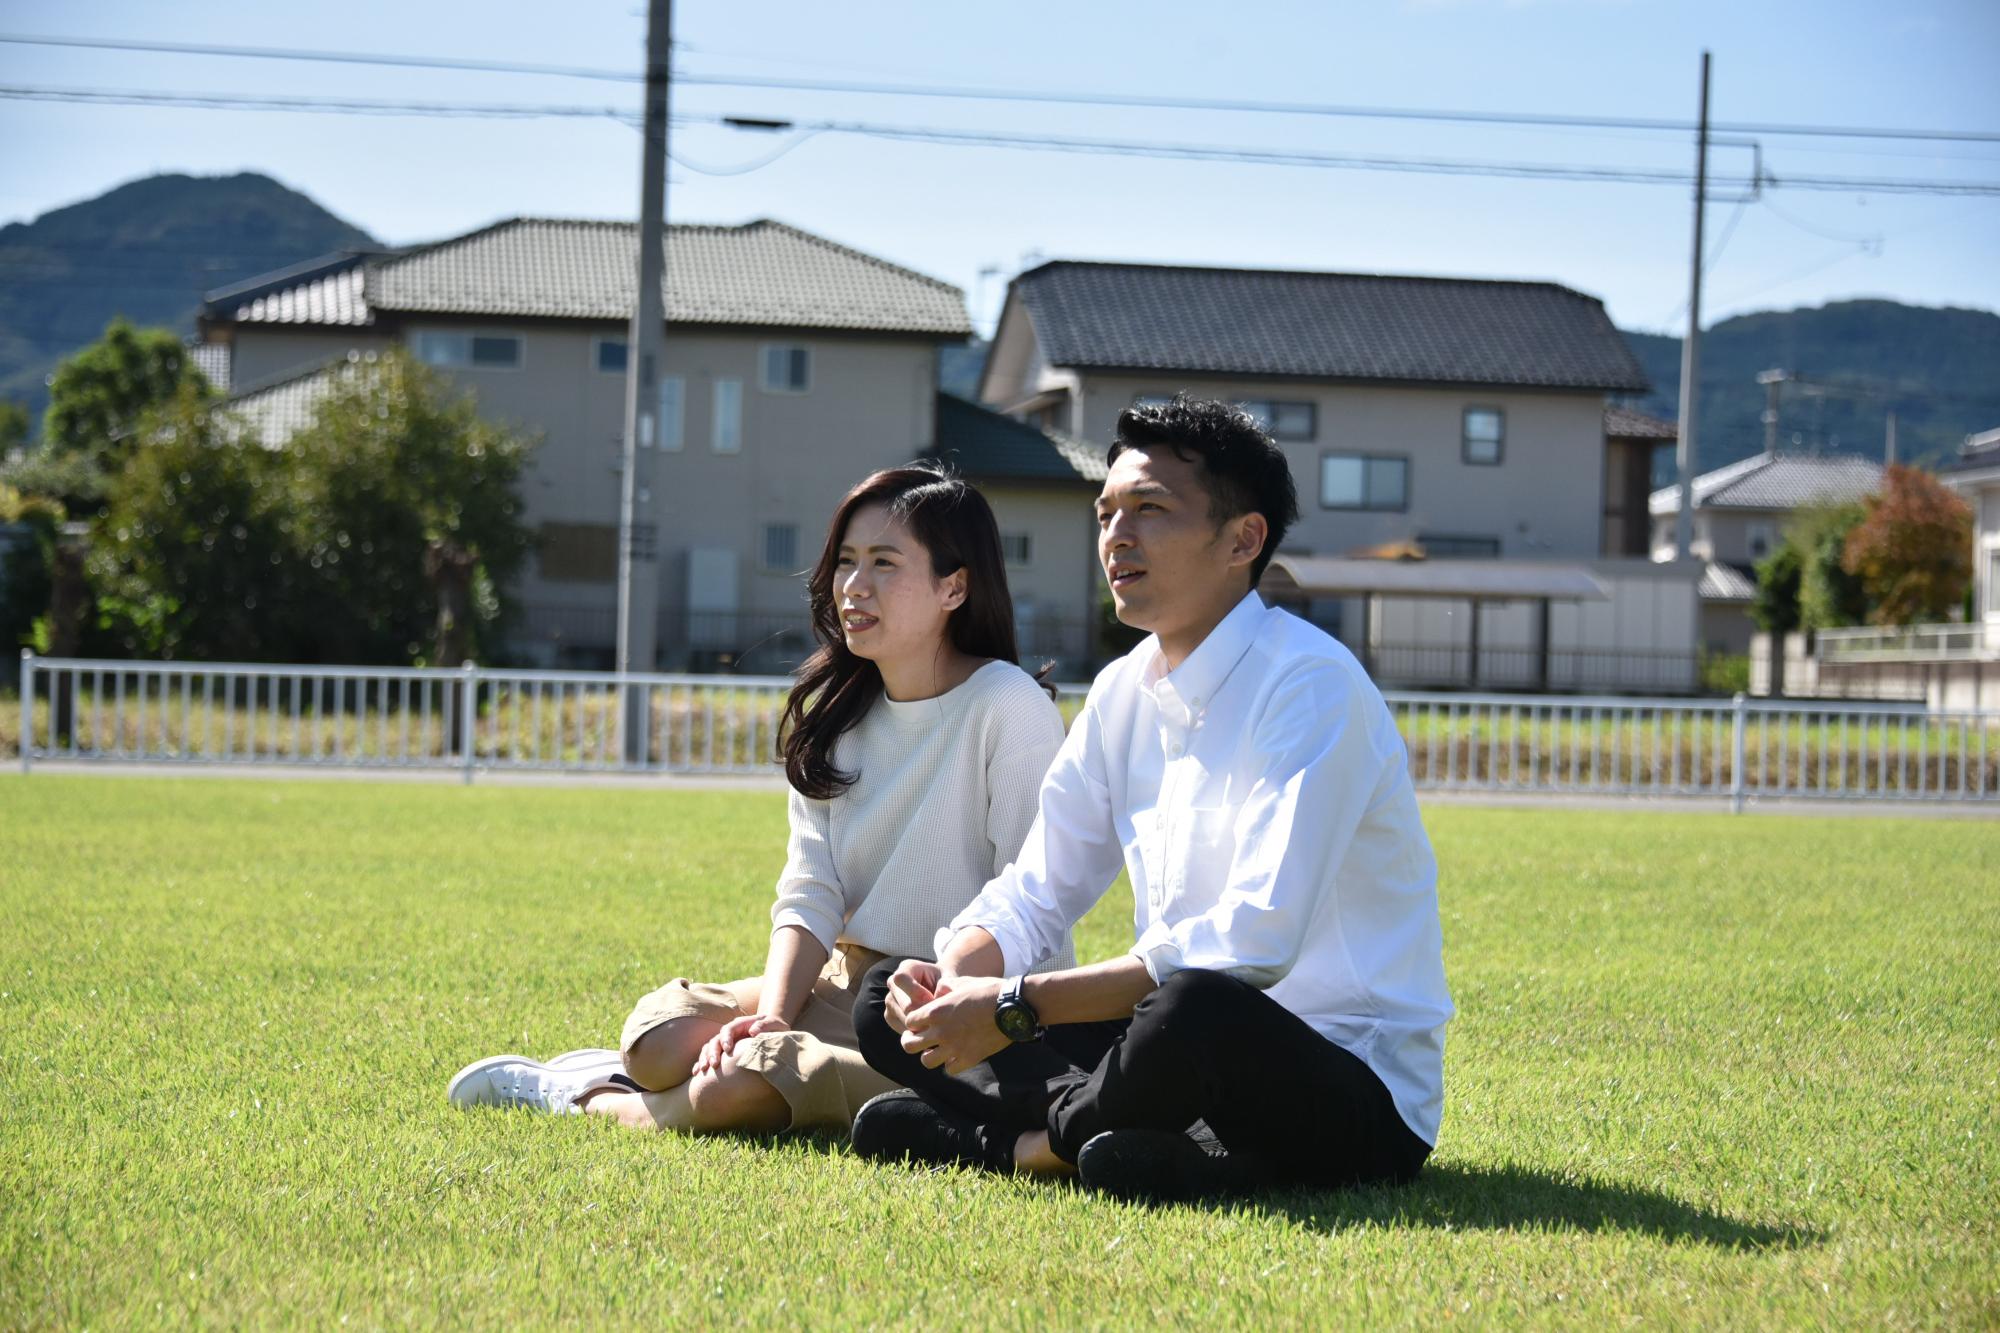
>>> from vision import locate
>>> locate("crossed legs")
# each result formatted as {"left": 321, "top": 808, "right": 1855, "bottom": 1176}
{"left": 581, "top": 980, "right": 790, "bottom": 1134}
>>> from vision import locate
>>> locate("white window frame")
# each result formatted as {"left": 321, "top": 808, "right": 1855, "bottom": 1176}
{"left": 1462, "top": 406, "right": 1504, "bottom": 466}
{"left": 711, "top": 378, "right": 743, "bottom": 454}
{"left": 411, "top": 330, "right": 522, "bottom": 371}
{"left": 759, "top": 344, "right": 812, "bottom": 394}
{"left": 593, "top": 336, "right": 629, "bottom": 375}
{"left": 1746, "top": 519, "right": 1777, "bottom": 561}
{"left": 1320, "top": 452, "right": 1409, "bottom": 512}
{"left": 1237, "top": 399, "right": 1316, "bottom": 442}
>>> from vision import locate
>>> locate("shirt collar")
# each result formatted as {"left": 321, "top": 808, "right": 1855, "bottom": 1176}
{"left": 1142, "top": 590, "right": 1265, "bottom": 721}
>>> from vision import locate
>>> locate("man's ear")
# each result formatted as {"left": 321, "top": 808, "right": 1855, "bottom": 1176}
{"left": 1227, "top": 513, "right": 1269, "bottom": 571}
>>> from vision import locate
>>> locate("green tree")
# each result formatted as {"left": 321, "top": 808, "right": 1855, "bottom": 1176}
{"left": 0, "top": 399, "right": 29, "bottom": 452}
{"left": 1749, "top": 542, "right": 1802, "bottom": 636}
{"left": 43, "top": 318, "right": 210, "bottom": 475}
{"left": 85, "top": 382, "right": 297, "bottom": 660}
{"left": 1792, "top": 503, "right": 1870, "bottom": 630}
{"left": 275, "top": 349, "right": 534, "bottom": 664}
{"left": 1841, "top": 463, "right": 1974, "bottom": 626}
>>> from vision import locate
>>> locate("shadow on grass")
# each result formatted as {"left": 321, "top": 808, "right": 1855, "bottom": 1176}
{"left": 1244, "top": 1163, "right": 1813, "bottom": 1251}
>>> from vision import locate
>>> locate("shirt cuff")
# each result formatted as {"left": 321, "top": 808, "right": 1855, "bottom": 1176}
{"left": 939, "top": 904, "right": 1033, "bottom": 976}
{"left": 771, "top": 903, "right": 842, "bottom": 956}
{"left": 1131, "top": 924, "right": 1187, "bottom": 986}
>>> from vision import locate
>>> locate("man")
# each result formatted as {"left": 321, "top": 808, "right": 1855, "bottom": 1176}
{"left": 850, "top": 394, "right": 1452, "bottom": 1202}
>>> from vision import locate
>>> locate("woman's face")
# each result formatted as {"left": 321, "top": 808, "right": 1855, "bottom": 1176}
{"left": 834, "top": 502, "right": 965, "bottom": 667}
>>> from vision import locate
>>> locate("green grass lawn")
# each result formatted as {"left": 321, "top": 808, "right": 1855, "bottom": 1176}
{"left": 2, "top": 777, "right": 1995, "bottom": 1328}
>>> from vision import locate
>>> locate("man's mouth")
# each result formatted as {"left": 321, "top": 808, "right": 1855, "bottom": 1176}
{"left": 1108, "top": 565, "right": 1146, "bottom": 589}
{"left": 842, "top": 609, "right": 879, "bottom": 632}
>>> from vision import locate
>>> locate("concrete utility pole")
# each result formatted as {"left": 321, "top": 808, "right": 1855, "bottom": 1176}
{"left": 1885, "top": 406, "right": 1898, "bottom": 466}
{"left": 1757, "top": 368, "right": 1787, "bottom": 457}
{"left": 1673, "top": 51, "right": 1712, "bottom": 563}
{"left": 616, "top": 0, "right": 671, "bottom": 760}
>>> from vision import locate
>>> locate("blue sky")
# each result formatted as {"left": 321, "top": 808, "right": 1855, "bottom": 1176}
{"left": 3, "top": 0, "right": 1996, "bottom": 335}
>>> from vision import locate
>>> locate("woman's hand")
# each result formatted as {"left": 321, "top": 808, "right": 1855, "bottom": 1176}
{"left": 692, "top": 1014, "right": 791, "bottom": 1075}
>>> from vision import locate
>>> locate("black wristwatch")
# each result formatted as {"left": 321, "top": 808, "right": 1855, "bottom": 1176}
{"left": 993, "top": 975, "right": 1044, "bottom": 1043}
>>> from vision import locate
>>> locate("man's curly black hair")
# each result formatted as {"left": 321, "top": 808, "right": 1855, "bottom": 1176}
{"left": 1107, "top": 393, "right": 1301, "bottom": 588}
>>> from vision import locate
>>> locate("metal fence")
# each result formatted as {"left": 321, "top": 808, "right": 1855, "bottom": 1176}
{"left": 15, "top": 653, "right": 1999, "bottom": 808}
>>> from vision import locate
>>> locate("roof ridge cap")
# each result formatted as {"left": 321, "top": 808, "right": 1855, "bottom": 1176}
{"left": 1024, "top": 257, "right": 1595, "bottom": 295}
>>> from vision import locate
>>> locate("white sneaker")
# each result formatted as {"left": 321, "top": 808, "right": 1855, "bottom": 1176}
{"left": 446, "top": 1054, "right": 624, "bottom": 1113}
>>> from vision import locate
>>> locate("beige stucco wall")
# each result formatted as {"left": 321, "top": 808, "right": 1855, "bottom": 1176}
{"left": 227, "top": 328, "right": 395, "bottom": 389}
{"left": 408, "top": 323, "right": 940, "bottom": 653}
{"left": 977, "top": 481, "right": 1100, "bottom": 669}
{"left": 1653, "top": 509, "right": 1781, "bottom": 566}
{"left": 1071, "top": 374, "right": 1609, "bottom": 560}
{"left": 223, "top": 320, "right": 942, "bottom": 665}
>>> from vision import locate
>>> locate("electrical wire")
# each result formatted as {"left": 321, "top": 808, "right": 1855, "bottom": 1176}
{"left": 4, "top": 31, "right": 1997, "bottom": 145}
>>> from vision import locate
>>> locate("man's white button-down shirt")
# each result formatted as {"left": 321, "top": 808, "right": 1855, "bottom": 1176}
{"left": 940, "top": 591, "right": 1454, "bottom": 1145}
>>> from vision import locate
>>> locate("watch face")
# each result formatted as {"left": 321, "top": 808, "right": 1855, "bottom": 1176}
{"left": 995, "top": 1001, "right": 1038, "bottom": 1043}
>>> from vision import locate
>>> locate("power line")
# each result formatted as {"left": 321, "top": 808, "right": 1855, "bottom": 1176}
{"left": 5, "top": 84, "right": 1999, "bottom": 197}
{"left": 4, "top": 31, "right": 1998, "bottom": 146}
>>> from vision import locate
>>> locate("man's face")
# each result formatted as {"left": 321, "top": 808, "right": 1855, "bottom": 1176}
{"left": 1096, "top": 446, "right": 1250, "bottom": 640}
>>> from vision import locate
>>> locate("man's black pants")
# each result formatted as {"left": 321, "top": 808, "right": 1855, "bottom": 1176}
{"left": 853, "top": 961, "right": 1430, "bottom": 1188}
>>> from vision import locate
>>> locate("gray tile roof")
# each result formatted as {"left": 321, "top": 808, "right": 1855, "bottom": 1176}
{"left": 221, "top": 354, "right": 372, "bottom": 445}
{"left": 935, "top": 393, "right": 1103, "bottom": 484}
{"left": 208, "top": 253, "right": 376, "bottom": 327}
{"left": 1011, "top": 261, "right": 1649, "bottom": 392}
{"left": 1649, "top": 452, "right": 1882, "bottom": 515}
{"left": 213, "top": 219, "right": 971, "bottom": 336}
{"left": 188, "top": 341, "right": 232, "bottom": 395}
{"left": 1699, "top": 561, "right": 1757, "bottom": 602}
{"left": 1604, "top": 404, "right": 1677, "bottom": 440}
{"left": 1943, "top": 425, "right": 2000, "bottom": 474}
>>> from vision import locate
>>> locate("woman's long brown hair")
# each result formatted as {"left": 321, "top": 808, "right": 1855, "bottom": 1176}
{"left": 779, "top": 465, "right": 1045, "bottom": 799}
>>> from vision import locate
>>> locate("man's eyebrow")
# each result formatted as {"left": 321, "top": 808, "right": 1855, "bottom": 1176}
{"left": 1096, "top": 482, "right": 1175, "bottom": 506}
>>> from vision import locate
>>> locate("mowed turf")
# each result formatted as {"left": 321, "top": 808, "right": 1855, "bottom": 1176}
{"left": 1, "top": 777, "right": 1995, "bottom": 1329}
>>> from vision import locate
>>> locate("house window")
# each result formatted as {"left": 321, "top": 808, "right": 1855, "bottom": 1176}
{"left": 1000, "top": 532, "right": 1033, "bottom": 568}
{"left": 537, "top": 523, "right": 618, "bottom": 583}
{"left": 712, "top": 378, "right": 742, "bottom": 454}
{"left": 1987, "top": 549, "right": 2000, "bottom": 617}
{"left": 412, "top": 331, "right": 521, "bottom": 370}
{"left": 1418, "top": 533, "right": 1501, "bottom": 558}
{"left": 760, "top": 345, "right": 811, "bottom": 393}
{"left": 1747, "top": 519, "right": 1776, "bottom": 560}
{"left": 1238, "top": 399, "right": 1316, "bottom": 442}
{"left": 1463, "top": 407, "right": 1503, "bottom": 465}
{"left": 762, "top": 523, "right": 799, "bottom": 572}
{"left": 656, "top": 377, "right": 684, "bottom": 451}
{"left": 595, "top": 338, "right": 628, "bottom": 374}
{"left": 1321, "top": 453, "right": 1408, "bottom": 511}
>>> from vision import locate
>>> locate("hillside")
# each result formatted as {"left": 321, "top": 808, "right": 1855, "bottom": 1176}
{"left": 0, "top": 172, "right": 378, "bottom": 432}
{"left": 1624, "top": 300, "right": 2000, "bottom": 480}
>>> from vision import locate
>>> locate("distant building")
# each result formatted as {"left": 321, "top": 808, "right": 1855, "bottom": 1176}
{"left": 980, "top": 259, "right": 1705, "bottom": 692}
{"left": 198, "top": 218, "right": 976, "bottom": 670}
{"left": 1649, "top": 451, "right": 1884, "bottom": 656}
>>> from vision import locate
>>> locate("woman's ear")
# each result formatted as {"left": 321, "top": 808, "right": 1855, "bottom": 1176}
{"left": 941, "top": 568, "right": 968, "bottom": 610}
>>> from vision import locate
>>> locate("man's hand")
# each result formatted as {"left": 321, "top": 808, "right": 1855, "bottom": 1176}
{"left": 883, "top": 960, "right": 942, "bottom": 1034}
{"left": 899, "top": 975, "right": 1009, "bottom": 1075}
{"left": 692, "top": 1014, "right": 789, "bottom": 1076}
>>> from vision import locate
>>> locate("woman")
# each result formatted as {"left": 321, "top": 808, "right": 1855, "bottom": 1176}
{"left": 448, "top": 465, "right": 1071, "bottom": 1136}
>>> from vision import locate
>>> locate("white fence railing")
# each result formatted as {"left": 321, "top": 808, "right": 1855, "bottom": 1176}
{"left": 15, "top": 653, "right": 1999, "bottom": 809}
{"left": 1817, "top": 623, "right": 1999, "bottom": 664}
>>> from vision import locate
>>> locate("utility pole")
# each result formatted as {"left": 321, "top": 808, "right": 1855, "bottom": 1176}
{"left": 1884, "top": 406, "right": 1898, "bottom": 466}
{"left": 1673, "top": 51, "right": 1712, "bottom": 563}
{"left": 1757, "top": 368, "right": 1787, "bottom": 457}
{"left": 616, "top": 0, "right": 671, "bottom": 762}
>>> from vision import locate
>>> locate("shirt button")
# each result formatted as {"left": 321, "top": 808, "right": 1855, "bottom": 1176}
{"left": 1169, "top": 742, "right": 1183, "bottom": 757}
